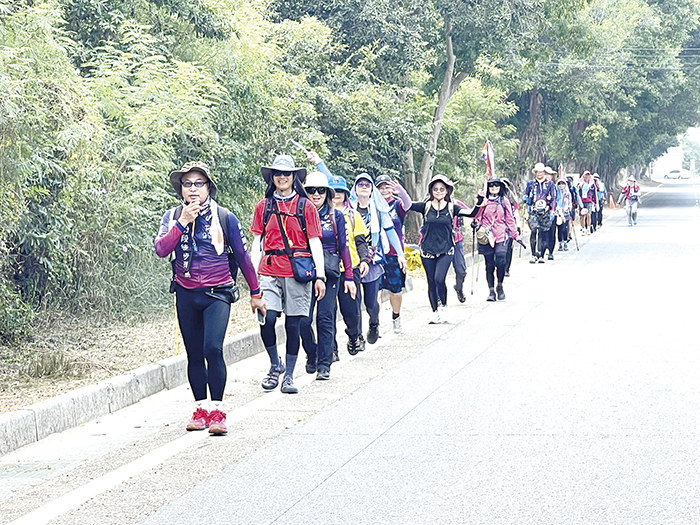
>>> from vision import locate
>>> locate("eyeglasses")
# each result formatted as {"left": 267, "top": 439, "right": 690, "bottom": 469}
{"left": 356, "top": 181, "right": 372, "bottom": 188}
{"left": 306, "top": 187, "right": 327, "bottom": 195}
{"left": 181, "top": 181, "right": 209, "bottom": 188}
{"left": 432, "top": 186, "right": 447, "bottom": 192}
{"left": 273, "top": 171, "right": 293, "bottom": 178}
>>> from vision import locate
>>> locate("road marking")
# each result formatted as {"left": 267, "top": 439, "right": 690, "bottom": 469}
{"left": 7, "top": 343, "right": 374, "bottom": 525}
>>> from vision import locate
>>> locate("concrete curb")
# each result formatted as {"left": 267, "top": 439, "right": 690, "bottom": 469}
{"left": 0, "top": 321, "right": 286, "bottom": 457}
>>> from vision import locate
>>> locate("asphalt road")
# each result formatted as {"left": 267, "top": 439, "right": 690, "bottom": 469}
{"left": 2, "top": 180, "right": 699, "bottom": 525}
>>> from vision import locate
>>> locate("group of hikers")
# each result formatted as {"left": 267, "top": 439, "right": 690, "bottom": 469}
{"left": 155, "top": 154, "right": 642, "bottom": 435}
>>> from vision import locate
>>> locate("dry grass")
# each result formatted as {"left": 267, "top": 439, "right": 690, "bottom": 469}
{"left": 0, "top": 299, "right": 258, "bottom": 414}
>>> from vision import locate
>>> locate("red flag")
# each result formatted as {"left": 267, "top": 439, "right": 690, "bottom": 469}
{"left": 481, "top": 140, "right": 495, "bottom": 180}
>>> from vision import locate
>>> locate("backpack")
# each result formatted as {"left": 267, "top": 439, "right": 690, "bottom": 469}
{"left": 262, "top": 195, "right": 308, "bottom": 233}
{"left": 170, "top": 204, "right": 239, "bottom": 284}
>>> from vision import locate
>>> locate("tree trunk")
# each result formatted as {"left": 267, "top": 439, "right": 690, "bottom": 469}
{"left": 417, "top": 18, "right": 467, "bottom": 196}
{"left": 517, "top": 89, "right": 546, "bottom": 166}
{"left": 403, "top": 147, "right": 421, "bottom": 244}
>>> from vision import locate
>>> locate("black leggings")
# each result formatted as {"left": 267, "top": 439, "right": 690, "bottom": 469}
{"left": 175, "top": 286, "right": 231, "bottom": 402}
{"left": 260, "top": 311, "right": 303, "bottom": 356}
{"left": 421, "top": 253, "right": 453, "bottom": 311}
{"left": 479, "top": 242, "right": 507, "bottom": 288}
{"left": 556, "top": 222, "right": 569, "bottom": 242}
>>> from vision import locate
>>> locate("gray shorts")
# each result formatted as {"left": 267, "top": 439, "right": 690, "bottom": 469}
{"left": 260, "top": 275, "right": 313, "bottom": 317}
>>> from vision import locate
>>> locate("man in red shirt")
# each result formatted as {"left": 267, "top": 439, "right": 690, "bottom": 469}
{"left": 251, "top": 155, "right": 326, "bottom": 394}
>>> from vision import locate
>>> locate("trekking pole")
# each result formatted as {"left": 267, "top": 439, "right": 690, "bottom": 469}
{"left": 470, "top": 222, "right": 477, "bottom": 295}
{"left": 570, "top": 218, "right": 579, "bottom": 251}
{"left": 288, "top": 139, "right": 309, "bottom": 155}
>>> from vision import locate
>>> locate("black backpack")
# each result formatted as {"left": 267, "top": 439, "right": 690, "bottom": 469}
{"left": 170, "top": 205, "right": 239, "bottom": 285}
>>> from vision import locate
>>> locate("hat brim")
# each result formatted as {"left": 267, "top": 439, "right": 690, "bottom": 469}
{"left": 169, "top": 168, "right": 217, "bottom": 199}
{"left": 262, "top": 166, "right": 307, "bottom": 185}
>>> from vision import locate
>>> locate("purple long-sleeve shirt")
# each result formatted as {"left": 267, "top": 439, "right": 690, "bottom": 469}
{"left": 318, "top": 204, "right": 353, "bottom": 280}
{"left": 154, "top": 206, "right": 260, "bottom": 294}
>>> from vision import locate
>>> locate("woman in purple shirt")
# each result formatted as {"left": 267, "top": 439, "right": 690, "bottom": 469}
{"left": 299, "top": 171, "right": 356, "bottom": 380}
{"left": 155, "top": 162, "right": 265, "bottom": 435}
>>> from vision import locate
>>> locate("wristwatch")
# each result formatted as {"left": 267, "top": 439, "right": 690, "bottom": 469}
{"left": 316, "top": 276, "right": 326, "bottom": 283}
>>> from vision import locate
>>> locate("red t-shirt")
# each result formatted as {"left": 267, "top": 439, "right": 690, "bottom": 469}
{"left": 250, "top": 195, "right": 322, "bottom": 277}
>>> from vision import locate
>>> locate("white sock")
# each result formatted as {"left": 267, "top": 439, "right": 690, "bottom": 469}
{"left": 194, "top": 400, "right": 207, "bottom": 411}
{"left": 211, "top": 401, "right": 224, "bottom": 413}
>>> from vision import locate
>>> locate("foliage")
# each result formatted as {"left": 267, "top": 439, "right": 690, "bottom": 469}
{"left": 3, "top": 0, "right": 700, "bottom": 348}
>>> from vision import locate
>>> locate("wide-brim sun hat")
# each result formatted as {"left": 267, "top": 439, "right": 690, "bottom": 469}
{"left": 261, "top": 154, "right": 307, "bottom": 185}
{"left": 169, "top": 161, "right": 217, "bottom": 199}
{"left": 544, "top": 166, "right": 556, "bottom": 175}
{"left": 532, "top": 162, "right": 546, "bottom": 173}
{"left": 428, "top": 173, "right": 455, "bottom": 189}
{"left": 303, "top": 170, "right": 335, "bottom": 199}
{"left": 627, "top": 176, "right": 636, "bottom": 182}
{"left": 593, "top": 173, "right": 600, "bottom": 179}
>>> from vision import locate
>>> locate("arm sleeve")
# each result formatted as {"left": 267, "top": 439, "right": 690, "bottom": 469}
{"left": 356, "top": 232, "right": 370, "bottom": 264}
{"left": 395, "top": 184, "right": 412, "bottom": 211}
{"left": 154, "top": 210, "right": 185, "bottom": 258}
{"left": 316, "top": 159, "right": 333, "bottom": 180}
{"left": 503, "top": 199, "right": 519, "bottom": 240}
{"left": 409, "top": 201, "right": 426, "bottom": 213}
{"left": 336, "top": 211, "right": 353, "bottom": 280}
{"left": 309, "top": 237, "right": 325, "bottom": 280}
{"left": 250, "top": 234, "right": 263, "bottom": 273}
{"left": 456, "top": 196, "right": 484, "bottom": 217}
{"left": 384, "top": 224, "right": 404, "bottom": 257}
{"left": 227, "top": 213, "right": 260, "bottom": 295}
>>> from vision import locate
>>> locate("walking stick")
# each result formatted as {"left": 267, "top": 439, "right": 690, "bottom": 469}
{"left": 470, "top": 225, "right": 476, "bottom": 295}
{"left": 570, "top": 218, "right": 579, "bottom": 251}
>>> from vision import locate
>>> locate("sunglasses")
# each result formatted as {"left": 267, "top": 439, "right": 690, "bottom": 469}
{"left": 306, "top": 187, "right": 327, "bottom": 195}
{"left": 181, "top": 181, "right": 209, "bottom": 188}
{"left": 356, "top": 181, "right": 372, "bottom": 188}
{"left": 273, "top": 171, "right": 293, "bottom": 178}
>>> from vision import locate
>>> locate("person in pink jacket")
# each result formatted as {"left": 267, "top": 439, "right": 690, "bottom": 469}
{"left": 473, "top": 178, "right": 520, "bottom": 301}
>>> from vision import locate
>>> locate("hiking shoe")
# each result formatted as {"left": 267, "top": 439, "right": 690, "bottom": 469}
{"left": 357, "top": 334, "right": 366, "bottom": 352}
{"left": 563, "top": 242, "right": 569, "bottom": 251}
{"left": 347, "top": 337, "right": 360, "bottom": 356}
{"left": 280, "top": 376, "right": 298, "bottom": 394}
{"left": 186, "top": 408, "right": 209, "bottom": 431}
{"left": 332, "top": 348, "right": 339, "bottom": 362}
{"left": 487, "top": 288, "right": 496, "bottom": 302}
{"left": 530, "top": 256, "right": 538, "bottom": 264}
{"left": 208, "top": 409, "right": 227, "bottom": 435}
{"left": 316, "top": 367, "right": 330, "bottom": 380}
{"left": 392, "top": 317, "right": 402, "bottom": 334}
{"left": 538, "top": 257, "right": 545, "bottom": 264}
{"left": 504, "top": 270, "right": 510, "bottom": 277}
{"left": 496, "top": 285, "right": 505, "bottom": 301}
{"left": 558, "top": 243, "right": 563, "bottom": 251}
{"left": 367, "top": 324, "right": 379, "bottom": 344}
{"left": 261, "top": 361, "right": 286, "bottom": 390}
{"left": 548, "top": 254, "right": 554, "bottom": 261}
{"left": 305, "top": 359, "right": 317, "bottom": 374}
{"left": 429, "top": 310, "right": 441, "bottom": 324}
{"left": 455, "top": 286, "right": 466, "bottom": 303}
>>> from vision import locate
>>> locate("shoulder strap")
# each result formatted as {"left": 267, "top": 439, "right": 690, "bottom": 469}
{"left": 296, "top": 196, "right": 307, "bottom": 230}
{"left": 170, "top": 205, "right": 183, "bottom": 283}
{"left": 217, "top": 205, "right": 239, "bottom": 282}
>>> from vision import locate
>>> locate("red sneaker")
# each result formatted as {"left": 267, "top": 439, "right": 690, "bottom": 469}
{"left": 186, "top": 407, "right": 210, "bottom": 431}
{"left": 208, "top": 409, "right": 228, "bottom": 435}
